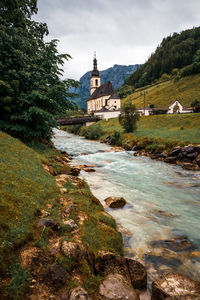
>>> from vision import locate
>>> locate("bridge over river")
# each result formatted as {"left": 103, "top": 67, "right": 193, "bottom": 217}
{"left": 57, "top": 115, "right": 102, "bottom": 126}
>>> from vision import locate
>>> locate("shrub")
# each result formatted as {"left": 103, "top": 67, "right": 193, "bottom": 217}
{"left": 80, "top": 124, "right": 104, "bottom": 140}
{"left": 110, "top": 131, "right": 122, "bottom": 146}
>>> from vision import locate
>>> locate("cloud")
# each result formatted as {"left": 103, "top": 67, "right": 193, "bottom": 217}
{"left": 35, "top": 0, "right": 200, "bottom": 79}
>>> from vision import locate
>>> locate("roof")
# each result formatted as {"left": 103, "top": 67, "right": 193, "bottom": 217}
{"left": 88, "top": 81, "right": 115, "bottom": 101}
{"left": 108, "top": 93, "right": 120, "bottom": 100}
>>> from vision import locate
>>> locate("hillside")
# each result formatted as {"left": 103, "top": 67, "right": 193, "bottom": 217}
{"left": 0, "top": 132, "right": 123, "bottom": 299}
{"left": 123, "top": 73, "right": 200, "bottom": 109}
{"left": 71, "top": 64, "right": 140, "bottom": 109}
{"left": 119, "top": 26, "right": 200, "bottom": 97}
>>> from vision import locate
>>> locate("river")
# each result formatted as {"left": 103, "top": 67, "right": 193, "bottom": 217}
{"left": 52, "top": 128, "right": 200, "bottom": 283}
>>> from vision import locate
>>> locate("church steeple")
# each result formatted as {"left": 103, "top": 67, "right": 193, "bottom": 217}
{"left": 90, "top": 52, "right": 101, "bottom": 95}
{"left": 92, "top": 51, "right": 99, "bottom": 77}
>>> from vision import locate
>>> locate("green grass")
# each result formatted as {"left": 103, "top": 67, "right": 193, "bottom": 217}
{"left": 94, "top": 113, "right": 200, "bottom": 145}
{"left": 124, "top": 74, "right": 200, "bottom": 109}
{"left": 0, "top": 131, "right": 59, "bottom": 298}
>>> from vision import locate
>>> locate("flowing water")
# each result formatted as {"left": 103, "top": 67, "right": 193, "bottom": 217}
{"left": 53, "top": 129, "right": 200, "bottom": 284}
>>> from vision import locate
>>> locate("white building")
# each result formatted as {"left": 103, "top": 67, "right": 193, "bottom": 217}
{"left": 167, "top": 100, "right": 193, "bottom": 114}
{"left": 87, "top": 54, "right": 121, "bottom": 119}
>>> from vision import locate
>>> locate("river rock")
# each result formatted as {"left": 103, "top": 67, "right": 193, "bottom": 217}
{"left": 168, "top": 147, "right": 181, "bottom": 157}
{"left": 104, "top": 196, "right": 126, "bottom": 208}
{"left": 43, "top": 265, "right": 70, "bottom": 288}
{"left": 152, "top": 272, "right": 200, "bottom": 299}
{"left": 181, "top": 162, "right": 199, "bottom": 171}
{"left": 38, "top": 218, "right": 59, "bottom": 231}
{"left": 164, "top": 157, "right": 177, "bottom": 164}
{"left": 183, "top": 146, "right": 196, "bottom": 154}
{"left": 124, "top": 144, "right": 132, "bottom": 151}
{"left": 70, "top": 287, "right": 89, "bottom": 300}
{"left": 95, "top": 251, "right": 127, "bottom": 276}
{"left": 99, "top": 273, "right": 139, "bottom": 300}
{"left": 126, "top": 258, "right": 147, "bottom": 289}
{"left": 61, "top": 241, "right": 87, "bottom": 260}
{"left": 83, "top": 168, "right": 95, "bottom": 172}
{"left": 69, "top": 167, "right": 80, "bottom": 176}
{"left": 150, "top": 236, "right": 196, "bottom": 252}
{"left": 187, "top": 152, "right": 198, "bottom": 160}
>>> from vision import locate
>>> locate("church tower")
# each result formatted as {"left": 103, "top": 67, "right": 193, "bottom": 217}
{"left": 90, "top": 52, "right": 101, "bottom": 95}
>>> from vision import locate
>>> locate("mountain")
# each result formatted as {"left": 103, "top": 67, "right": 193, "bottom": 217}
{"left": 119, "top": 26, "right": 200, "bottom": 97}
{"left": 70, "top": 64, "right": 140, "bottom": 109}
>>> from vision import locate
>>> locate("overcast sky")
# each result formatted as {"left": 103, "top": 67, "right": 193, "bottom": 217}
{"left": 35, "top": 0, "right": 200, "bottom": 80}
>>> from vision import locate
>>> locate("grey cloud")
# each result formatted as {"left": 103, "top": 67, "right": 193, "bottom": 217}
{"left": 35, "top": 0, "right": 200, "bottom": 79}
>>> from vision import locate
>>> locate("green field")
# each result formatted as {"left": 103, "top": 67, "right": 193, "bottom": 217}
{"left": 89, "top": 113, "right": 200, "bottom": 146}
{"left": 123, "top": 74, "right": 200, "bottom": 109}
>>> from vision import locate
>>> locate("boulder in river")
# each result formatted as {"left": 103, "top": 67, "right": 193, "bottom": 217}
{"left": 126, "top": 258, "right": 147, "bottom": 290}
{"left": 150, "top": 236, "right": 196, "bottom": 252}
{"left": 152, "top": 272, "right": 200, "bottom": 299}
{"left": 99, "top": 273, "right": 139, "bottom": 300}
{"left": 104, "top": 196, "right": 126, "bottom": 208}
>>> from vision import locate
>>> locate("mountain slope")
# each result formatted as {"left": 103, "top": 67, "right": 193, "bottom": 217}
{"left": 71, "top": 64, "right": 140, "bottom": 109}
{"left": 123, "top": 73, "right": 200, "bottom": 109}
{"left": 120, "top": 26, "right": 200, "bottom": 96}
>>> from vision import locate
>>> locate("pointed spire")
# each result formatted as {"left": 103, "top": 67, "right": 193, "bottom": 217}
{"left": 92, "top": 51, "right": 99, "bottom": 77}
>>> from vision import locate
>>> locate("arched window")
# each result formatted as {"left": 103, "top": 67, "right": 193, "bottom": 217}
{"left": 95, "top": 79, "right": 98, "bottom": 86}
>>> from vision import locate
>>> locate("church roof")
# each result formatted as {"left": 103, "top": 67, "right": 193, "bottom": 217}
{"left": 108, "top": 93, "right": 120, "bottom": 100}
{"left": 88, "top": 81, "right": 115, "bottom": 101}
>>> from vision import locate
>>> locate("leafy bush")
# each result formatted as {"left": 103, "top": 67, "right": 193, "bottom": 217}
{"left": 80, "top": 124, "right": 104, "bottom": 140}
{"left": 119, "top": 100, "right": 139, "bottom": 132}
{"left": 110, "top": 131, "right": 122, "bottom": 145}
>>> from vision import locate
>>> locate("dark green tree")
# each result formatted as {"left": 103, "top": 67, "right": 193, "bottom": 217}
{"left": 0, "top": 0, "right": 78, "bottom": 140}
{"left": 191, "top": 100, "right": 200, "bottom": 112}
{"left": 119, "top": 100, "right": 139, "bottom": 132}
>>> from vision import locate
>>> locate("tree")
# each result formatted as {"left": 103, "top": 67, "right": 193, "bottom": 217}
{"left": 119, "top": 100, "right": 139, "bottom": 132}
{"left": 191, "top": 100, "right": 200, "bottom": 112}
{"left": 0, "top": 0, "right": 78, "bottom": 140}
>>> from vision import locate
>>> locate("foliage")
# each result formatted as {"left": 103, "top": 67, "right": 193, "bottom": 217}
{"left": 191, "top": 99, "right": 200, "bottom": 112}
{"left": 0, "top": 0, "right": 78, "bottom": 140}
{"left": 80, "top": 124, "right": 104, "bottom": 140}
{"left": 119, "top": 100, "right": 139, "bottom": 132}
{"left": 110, "top": 131, "right": 122, "bottom": 145}
{"left": 62, "top": 124, "right": 82, "bottom": 134}
{"left": 120, "top": 27, "right": 200, "bottom": 91}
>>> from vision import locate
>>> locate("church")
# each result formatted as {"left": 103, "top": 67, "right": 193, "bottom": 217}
{"left": 87, "top": 54, "right": 121, "bottom": 119}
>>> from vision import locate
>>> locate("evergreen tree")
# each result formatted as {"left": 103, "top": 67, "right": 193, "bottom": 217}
{"left": 0, "top": 0, "right": 78, "bottom": 140}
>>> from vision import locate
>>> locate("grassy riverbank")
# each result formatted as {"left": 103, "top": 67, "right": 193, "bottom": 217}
{"left": 0, "top": 131, "right": 123, "bottom": 299}
{"left": 74, "top": 113, "right": 200, "bottom": 152}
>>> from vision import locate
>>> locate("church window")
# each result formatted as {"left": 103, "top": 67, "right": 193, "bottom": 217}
{"left": 95, "top": 79, "right": 98, "bottom": 86}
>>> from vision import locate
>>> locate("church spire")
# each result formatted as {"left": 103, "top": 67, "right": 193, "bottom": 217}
{"left": 92, "top": 51, "right": 99, "bottom": 77}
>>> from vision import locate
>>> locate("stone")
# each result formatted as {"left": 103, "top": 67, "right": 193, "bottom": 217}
{"left": 181, "top": 162, "right": 199, "bottom": 171}
{"left": 168, "top": 147, "right": 181, "bottom": 157}
{"left": 124, "top": 144, "right": 132, "bottom": 151}
{"left": 69, "top": 167, "right": 80, "bottom": 176}
{"left": 63, "top": 219, "right": 79, "bottom": 231}
{"left": 58, "top": 291, "right": 69, "bottom": 300}
{"left": 184, "top": 146, "right": 196, "bottom": 154}
{"left": 61, "top": 241, "right": 87, "bottom": 260}
{"left": 187, "top": 152, "right": 198, "bottom": 160}
{"left": 126, "top": 258, "right": 147, "bottom": 290}
{"left": 99, "top": 273, "right": 139, "bottom": 300}
{"left": 70, "top": 287, "right": 89, "bottom": 300}
{"left": 38, "top": 218, "right": 59, "bottom": 231}
{"left": 164, "top": 157, "right": 177, "bottom": 164}
{"left": 150, "top": 236, "right": 196, "bottom": 252}
{"left": 166, "top": 297, "right": 200, "bottom": 300}
{"left": 40, "top": 209, "right": 50, "bottom": 218}
{"left": 43, "top": 265, "right": 70, "bottom": 288}
{"left": 152, "top": 272, "right": 200, "bottom": 300}
{"left": 83, "top": 168, "right": 96, "bottom": 172}
{"left": 104, "top": 196, "right": 127, "bottom": 208}
{"left": 95, "top": 251, "right": 127, "bottom": 276}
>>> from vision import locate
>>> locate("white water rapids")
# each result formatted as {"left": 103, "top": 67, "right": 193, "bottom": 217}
{"left": 53, "top": 129, "right": 200, "bottom": 282}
